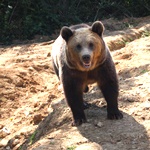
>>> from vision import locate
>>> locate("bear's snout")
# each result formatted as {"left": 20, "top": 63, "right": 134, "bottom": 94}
{"left": 82, "top": 54, "right": 91, "bottom": 68}
{"left": 82, "top": 54, "right": 91, "bottom": 63}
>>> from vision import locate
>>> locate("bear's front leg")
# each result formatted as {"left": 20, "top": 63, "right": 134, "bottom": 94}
{"left": 98, "top": 59, "right": 123, "bottom": 119}
{"left": 62, "top": 75, "right": 87, "bottom": 126}
{"left": 100, "top": 81, "right": 123, "bottom": 119}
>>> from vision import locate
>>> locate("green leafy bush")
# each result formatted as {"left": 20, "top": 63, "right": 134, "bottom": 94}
{"left": 0, "top": 0, "right": 150, "bottom": 44}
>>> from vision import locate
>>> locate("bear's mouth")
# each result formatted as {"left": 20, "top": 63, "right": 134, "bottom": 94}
{"left": 83, "top": 62, "right": 91, "bottom": 68}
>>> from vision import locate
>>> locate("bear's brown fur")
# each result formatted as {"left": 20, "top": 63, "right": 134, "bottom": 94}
{"left": 51, "top": 21, "right": 123, "bottom": 126}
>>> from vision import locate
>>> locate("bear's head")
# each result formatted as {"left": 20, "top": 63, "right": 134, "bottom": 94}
{"left": 61, "top": 21, "right": 107, "bottom": 71}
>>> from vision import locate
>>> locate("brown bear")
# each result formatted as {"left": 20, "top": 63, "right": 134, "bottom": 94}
{"left": 51, "top": 21, "right": 123, "bottom": 126}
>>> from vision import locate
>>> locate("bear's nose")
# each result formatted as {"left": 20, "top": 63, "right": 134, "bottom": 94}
{"left": 82, "top": 55, "right": 91, "bottom": 63}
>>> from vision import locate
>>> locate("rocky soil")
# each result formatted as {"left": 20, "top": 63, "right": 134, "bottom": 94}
{"left": 0, "top": 16, "right": 150, "bottom": 150}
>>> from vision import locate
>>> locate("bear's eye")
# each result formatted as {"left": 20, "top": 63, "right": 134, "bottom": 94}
{"left": 89, "top": 42, "right": 94, "bottom": 49}
{"left": 76, "top": 44, "right": 82, "bottom": 50}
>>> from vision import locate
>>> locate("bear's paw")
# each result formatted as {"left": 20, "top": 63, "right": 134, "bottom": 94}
{"left": 72, "top": 118, "right": 87, "bottom": 126}
{"left": 107, "top": 110, "right": 123, "bottom": 120}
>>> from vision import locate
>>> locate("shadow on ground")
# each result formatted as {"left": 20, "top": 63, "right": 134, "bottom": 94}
{"left": 18, "top": 95, "right": 150, "bottom": 150}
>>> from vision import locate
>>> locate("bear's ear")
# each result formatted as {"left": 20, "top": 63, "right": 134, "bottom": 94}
{"left": 61, "top": 26, "right": 73, "bottom": 42}
{"left": 91, "top": 21, "right": 104, "bottom": 37}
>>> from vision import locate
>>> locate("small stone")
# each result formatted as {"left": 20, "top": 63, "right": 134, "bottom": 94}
{"left": 2, "top": 127, "right": 10, "bottom": 134}
{"left": 127, "top": 98, "right": 134, "bottom": 102}
{"left": 30, "top": 87, "right": 37, "bottom": 93}
{"left": 81, "top": 123, "right": 91, "bottom": 128}
{"left": 24, "top": 111, "right": 30, "bottom": 116}
{"left": 33, "top": 114, "right": 42, "bottom": 124}
{"left": 14, "top": 135, "right": 21, "bottom": 139}
{"left": 34, "top": 102, "right": 40, "bottom": 108}
{"left": 12, "top": 139, "right": 19, "bottom": 147}
{"left": 0, "top": 130, "right": 9, "bottom": 138}
{"left": 58, "top": 84, "right": 63, "bottom": 92}
{"left": 47, "top": 52, "right": 51, "bottom": 57}
{"left": 8, "top": 138, "right": 19, "bottom": 148}
{"left": 0, "top": 84, "right": 4, "bottom": 88}
{"left": 28, "top": 67, "right": 34, "bottom": 71}
{"left": 48, "top": 94, "right": 57, "bottom": 102}
{"left": 5, "top": 146, "right": 11, "bottom": 150}
{"left": 97, "top": 122, "right": 103, "bottom": 128}
{"left": 0, "top": 124, "right": 4, "bottom": 129}
{"left": 15, "top": 80, "right": 24, "bottom": 87}
{"left": 75, "top": 142, "right": 102, "bottom": 150}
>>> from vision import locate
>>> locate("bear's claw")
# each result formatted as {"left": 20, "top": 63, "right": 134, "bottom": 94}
{"left": 72, "top": 118, "right": 87, "bottom": 126}
{"left": 107, "top": 110, "right": 123, "bottom": 120}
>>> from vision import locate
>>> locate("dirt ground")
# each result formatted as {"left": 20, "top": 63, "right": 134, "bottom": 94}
{"left": 0, "top": 17, "right": 150, "bottom": 150}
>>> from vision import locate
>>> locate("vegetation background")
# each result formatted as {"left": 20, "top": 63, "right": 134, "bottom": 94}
{"left": 0, "top": 0, "right": 150, "bottom": 44}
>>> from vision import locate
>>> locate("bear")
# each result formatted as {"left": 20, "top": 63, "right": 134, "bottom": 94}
{"left": 51, "top": 21, "right": 123, "bottom": 126}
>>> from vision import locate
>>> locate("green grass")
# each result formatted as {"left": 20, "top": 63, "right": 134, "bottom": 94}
{"left": 140, "top": 69, "right": 149, "bottom": 74}
{"left": 29, "top": 131, "right": 37, "bottom": 145}
{"left": 18, "top": 146, "right": 22, "bottom": 150}
{"left": 142, "top": 30, "right": 150, "bottom": 37}
{"left": 66, "top": 145, "right": 77, "bottom": 150}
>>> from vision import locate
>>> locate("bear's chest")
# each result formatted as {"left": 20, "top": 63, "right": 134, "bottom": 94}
{"left": 86, "top": 70, "right": 99, "bottom": 84}
{"left": 70, "top": 68, "right": 99, "bottom": 84}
